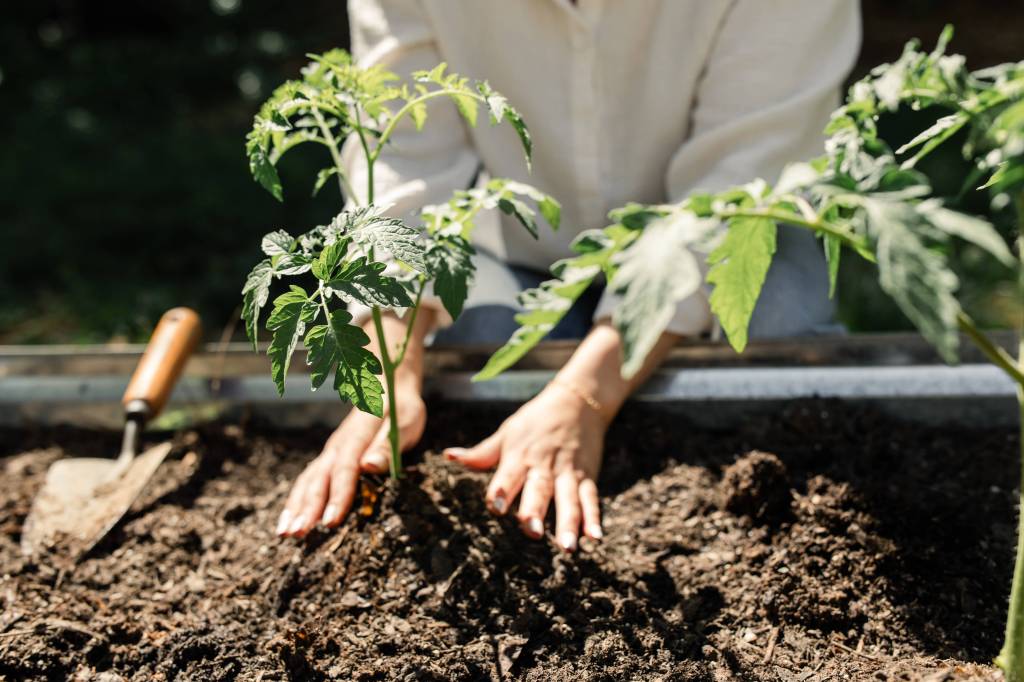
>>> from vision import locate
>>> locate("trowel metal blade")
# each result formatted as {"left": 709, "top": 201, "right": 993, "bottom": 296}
{"left": 21, "top": 442, "right": 173, "bottom": 560}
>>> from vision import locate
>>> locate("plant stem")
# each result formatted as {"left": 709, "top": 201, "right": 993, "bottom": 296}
{"left": 717, "top": 207, "right": 872, "bottom": 258}
{"left": 354, "top": 103, "right": 403, "bottom": 478}
{"left": 996, "top": 193, "right": 1024, "bottom": 682}
{"left": 371, "top": 306, "right": 402, "bottom": 479}
{"left": 310, "top": 108, "right": 357, "bottom": 200}
{"left": 957, "top": 312, "right": 1024, "bottom": 385}
{"left": 394, "top": 279, "right": 426, "bottom": 367}
{"left": 372, "top": 89, "right": 484, "bottom": 160}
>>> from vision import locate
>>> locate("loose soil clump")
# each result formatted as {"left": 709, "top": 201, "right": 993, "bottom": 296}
{"left": 0, "top": 400, "right": 1017, "bottom": 680}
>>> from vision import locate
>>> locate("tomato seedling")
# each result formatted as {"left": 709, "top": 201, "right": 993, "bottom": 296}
{"left": 483, "top": 27, "right": 1024, "bottom": 680}
{"left": 242, "top": 50, "right": 559, "bottom": 479}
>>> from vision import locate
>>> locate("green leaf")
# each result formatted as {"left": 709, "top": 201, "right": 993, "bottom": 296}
{"left": 917, "top": 201, "right": 1015, "bottom": 266}
{"left": 305, "top": 310, "right": 384, "bottom": 416}
{"left": 896, "top": 112, "right": 968, "bottom": 168}
{"left": 266, "top": 286, "right": 309, "bottom": 395}
{"left": 241, "top": 259, "right": 275, "bottom": 350}
{"left": 343, "top": 211, "right": 427, "bottom": 273}
{"left": 613, "top": 212, "right": 718, "bottom": 377}
{"left": 539, "top": 196, "right": 561, "bottom": 231}
{"left": 497, "top": 197, "right": 538, "bottom": 238}
{"left": 428, "top": 237, "right": 475, "bottom": 319}
{"left": 261, "top": 230, "right": 294, "bottom": 256}
{"left": 313, "top": 167, "right": 339, "bottom": 197}
{"left": 477, "top": 82, "right": 532, "bottom": 168}
{"left": 311, "top": 238, "right": 350, "bottom": 281}
{"left": 706, "top": 216, "right": 778, "bottom": 354}
{"left": 246, "top": 136, "right": 282, "bottom": 201}
{"left": 409, "top": 99, "right": 428, "bottom": 130}
{"left": 328, "top": 258, "right": 415, "bottom": 308}
{"left": 475, "top": 228, "right": 622, "bottom": 381}
{"left": 861, "top": 196, "right": 961, "bottom": 362}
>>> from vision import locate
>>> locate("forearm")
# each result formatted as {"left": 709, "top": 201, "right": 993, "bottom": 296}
{"left": 362, "top": 308, "right": 436, "bottom": 393}
{"left": 554, "top": 321, "right": 680, "bottom": 423}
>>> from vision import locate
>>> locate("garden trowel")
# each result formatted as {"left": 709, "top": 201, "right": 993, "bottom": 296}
{"left": 21, "top": 307, "right": 202, "bottom": 560}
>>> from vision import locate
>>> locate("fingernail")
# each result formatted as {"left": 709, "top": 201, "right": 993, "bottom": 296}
{"left": 321, "top": 504, "right": 340, "bottom": 526}
{"left": 363, "top": 451, "right": 387, "bottom": 472}
{"left": 492, "top": 493, "right": 507, "bottom": 515}
{"left": 275, "top": 509, "right": 292, "bottom": 536}
{"left": 559, "top": 532, "right": 578, "bottom": 552}
{"left": 444, "top": 447, "right": 467, "bottom": 461}
{"left": 288, "top": 515, "right": 307, "bottom": 536}
{"left": 525, "top": 517, "right": 544, "bottom": 538}
{"left": 586, "top": 523, "right": 604, "bottom": 540}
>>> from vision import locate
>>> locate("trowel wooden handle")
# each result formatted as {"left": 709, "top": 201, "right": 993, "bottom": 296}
{"left": 122, "top": 307, "right": 201, "bottom": 418}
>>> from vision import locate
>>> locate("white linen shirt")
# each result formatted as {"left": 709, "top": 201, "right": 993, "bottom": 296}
{"left": 341, "top": 0, "right": 861, "bottom": 335}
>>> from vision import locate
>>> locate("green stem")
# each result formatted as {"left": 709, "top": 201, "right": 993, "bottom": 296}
{"left": 394, "top": 278, "right": 426, "bottom": 367}
{"left": 996, "top": 193, "right": 1024, "bottom": 682}
{"left": 310, "top": 108, "right": 357, "bottom": 200}
{"left": 371, "top": 89, "right": 485, "bottom": 162}
{"left": 957, "top": 312, "right": 1024, "bottom": 385}
{"left": 371, "top": 306, "right": 402, "bottom": 479}
{"left": 717, "top": 207, "right": 872, "bottom": 258}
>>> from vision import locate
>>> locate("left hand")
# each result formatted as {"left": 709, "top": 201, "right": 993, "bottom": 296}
{"left": 444, "top": 382, "right": 607, "bottom": 552}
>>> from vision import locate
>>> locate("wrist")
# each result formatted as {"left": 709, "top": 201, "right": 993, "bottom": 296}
{"left": 544, "top": 376, "right": 617, "bottom": 427}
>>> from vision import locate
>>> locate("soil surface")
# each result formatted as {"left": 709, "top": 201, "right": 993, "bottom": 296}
{"left": 0, "top": 400, "right": 1018, "bottom": 681}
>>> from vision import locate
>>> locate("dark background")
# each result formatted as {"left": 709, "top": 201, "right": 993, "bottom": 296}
{"left": 1, "top": 0, "right": 1021, "bottom": 344}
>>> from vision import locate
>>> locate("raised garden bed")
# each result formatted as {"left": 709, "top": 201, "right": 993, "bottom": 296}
{"left": 0, "top": 339, "right": 1019, "bottom": 680}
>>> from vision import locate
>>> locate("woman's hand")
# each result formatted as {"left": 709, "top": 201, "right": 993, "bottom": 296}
{"left": 275, "top": 308, "right": 435, "bottom": 538}
{"left": 446, "top": 322, "right": 682, "bottom": 552}
{"left": 276, "top": 381, "right": 426, "bottom": 537}
{"left": 444, "top": 383, "right": 607, "bottom": 552}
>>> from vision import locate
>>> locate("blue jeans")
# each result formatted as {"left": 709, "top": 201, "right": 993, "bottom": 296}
{"left": 432, "top": 225, "right": 840, "bottom": 345}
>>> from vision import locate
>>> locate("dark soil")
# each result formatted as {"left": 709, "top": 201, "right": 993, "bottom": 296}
{"left": 0, "top": 400, "right": 1018, "bottom": 681}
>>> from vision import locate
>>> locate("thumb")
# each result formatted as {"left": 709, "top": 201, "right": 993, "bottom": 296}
{"left": 444, "top": 432, "right": 502, "bottom": 470}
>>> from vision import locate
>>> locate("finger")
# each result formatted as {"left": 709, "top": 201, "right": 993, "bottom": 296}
{"left": 291, "top": 465, "right": 330, "bottom": 537}
{"left": 554, "top": 469, "right": 582, "bottom": 552}
{"left": 277, "top": 465, "right": 315, "bottom": 536}
{"left": 485, "top": 449, "right": 527, "bottom": 516}
{"left": 445, "top": 432, "right": 502, "bottom": 470}
{"left": 579, "top": 477, "right": 603, "bottom": 540}
{"left": 321, "top": 453, "right": 361, "bottom": 528}
{"left": 517, "top": 463, "right": 554, "bottom": 539}
{"left": 360, "top": 424, "right": 393, "bottom": 474}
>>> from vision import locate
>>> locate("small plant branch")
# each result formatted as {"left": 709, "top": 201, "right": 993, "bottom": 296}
{"left": 372, "top": 89, "right": 484, "bottom": 160}
{"left": 996, "top": 193, "right": 1024, "bottom": 681}
{"left": 717, "top": 207, "right": 871, "bottom": 256}
{"left": 394, "top": 278, "right": 426, "bottom": 368}
{"left": 956, "top": 312, "right": 1024, "bottom": 385}
{"left": 311, "top": 108, "right": 357, "bottom": 200}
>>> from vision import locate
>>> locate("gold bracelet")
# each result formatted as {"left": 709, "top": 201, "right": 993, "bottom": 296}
{"left": 549, "top": 378, "right": 603, "bottom": 414}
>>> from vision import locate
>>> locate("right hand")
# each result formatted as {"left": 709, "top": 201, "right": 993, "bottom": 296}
{"left": 275, "top": 382, "right": 427, "bottom": 537}
{"left": 275, "top": 308, "right": 434, "bottom": 538}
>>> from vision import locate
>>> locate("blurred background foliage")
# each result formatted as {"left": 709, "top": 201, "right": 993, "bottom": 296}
{"left": 0, "top": 0, "right": 1021, "bottom": 344}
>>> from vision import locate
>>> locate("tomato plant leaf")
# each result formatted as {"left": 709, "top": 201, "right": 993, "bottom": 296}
{"left": 305, "top": 310, "right": 384, "bottom": 416}
{"left": 706, "top": 216, "right": 778, "bottom": 354}
{"left": 860, "top": 196, "right": 961, "bottom": 362}
{"left": 427, "top": 237, "right": 476, "bottom": 320}
{"left": 241, "top": 258, "right": 275, "bottom": 350}
{"left": 267, "top": 285, "right": 310, "bottom": 396}
{"left": 328, "top": 258, "right": 415, "bottom": 308}
{"left": 476, "top": 227, "right": 632, "bottom": 381}
{"left": 261, "top": 230, "right": 294, "bottom": 256}
{"left": 612, "top": 211, "right": 719, "bottom": 377}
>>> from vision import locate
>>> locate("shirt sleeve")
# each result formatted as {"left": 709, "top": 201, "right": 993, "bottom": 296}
{"left": 593, "top": 0, "right": 861, "bottom": 337}
{"left": 342, "top": 0, "right": 480, "bottom": 328}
